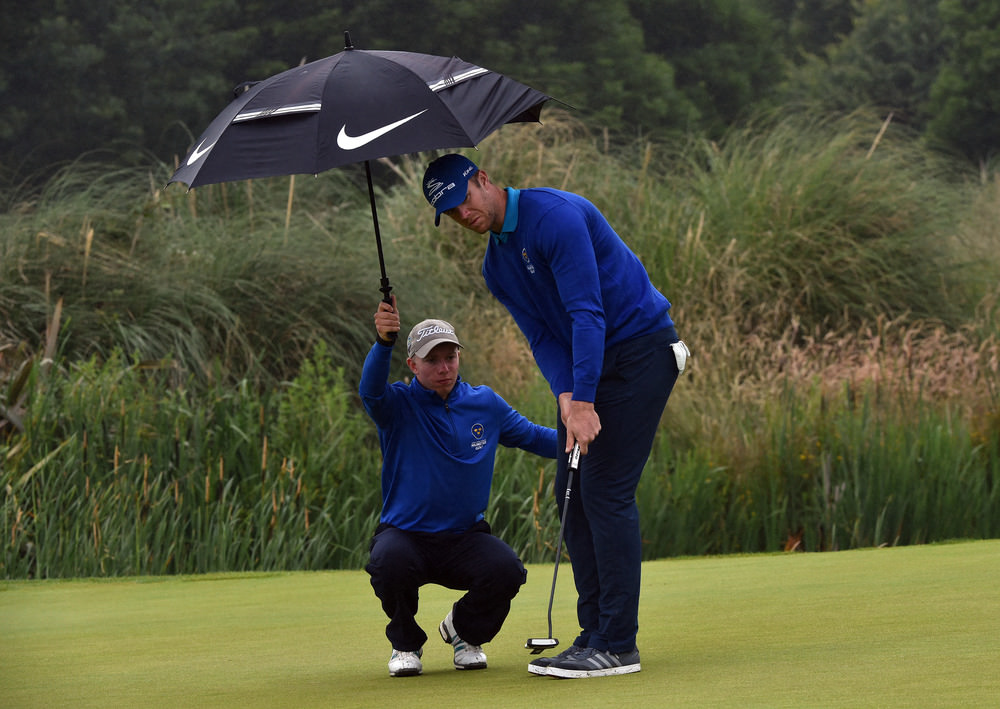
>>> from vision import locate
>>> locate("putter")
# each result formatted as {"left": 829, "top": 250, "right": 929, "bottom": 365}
{"left": 525, "top": 442, "right": 581, "bottom": 653}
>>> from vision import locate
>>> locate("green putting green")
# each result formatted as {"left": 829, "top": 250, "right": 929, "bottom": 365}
{"left": 2, "top": 540, "right": 998, "bottom": 708}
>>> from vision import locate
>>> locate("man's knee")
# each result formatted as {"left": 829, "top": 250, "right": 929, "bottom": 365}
{"left": 367, "top": 530, "right": 419, "bottom": 586}
{"left": 491, "top": 554, "right": 527, "bottom": 596}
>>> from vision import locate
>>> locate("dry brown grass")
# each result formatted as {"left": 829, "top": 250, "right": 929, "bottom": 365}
{"left": 453, "top": 299, "right": 540, "bottom": 398}
{"left": 669, "top": 309, "right": 1000, "bottom": 462}
{"left": 756, "top": 318, "right": 998, "bottom": 411}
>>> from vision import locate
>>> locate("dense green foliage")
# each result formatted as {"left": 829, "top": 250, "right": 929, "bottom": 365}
{"left": 3, "top": 111, "right": 999, "bottom": 578}
{"left": 926, "top": 0, "right": 1000, "bottom": 158}
{"left": 3, "top": 0, "right": 1000, "bottom": 186}
{"left": 4, "top": 343, "right": 997, "bottom": 578}
{"left": 780, "top": 0, "right": 944, "bottom": 130}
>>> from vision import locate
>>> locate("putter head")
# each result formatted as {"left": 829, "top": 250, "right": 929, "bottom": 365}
{"left": 525, "top": 637, "right": 559, "bottom": 654}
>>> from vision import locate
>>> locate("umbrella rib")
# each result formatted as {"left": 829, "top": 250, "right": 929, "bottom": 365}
{"left": 426, "top": 66, "right": 489, "bottom": 93}
{"left": 233, "top": 102, "right": 322, "bottom": 123}
{"left": 413, "top": 66, "right": 492, "bottom": 147}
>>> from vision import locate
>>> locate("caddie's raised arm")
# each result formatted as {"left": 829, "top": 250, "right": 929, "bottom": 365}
{"left": 374, "top": 294, "right": 400, "bottom": 344}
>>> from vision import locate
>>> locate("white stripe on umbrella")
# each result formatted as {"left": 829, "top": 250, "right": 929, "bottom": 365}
{"left": 233, "top": 102, "right": 323, "bottom": 123}
{"left": 427, "top": 67, "right": 489, "bottom": 92}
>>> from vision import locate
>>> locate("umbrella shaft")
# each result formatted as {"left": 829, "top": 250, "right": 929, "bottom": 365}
{"left": 364, "top": 160, "right": 394, "bottom": 306}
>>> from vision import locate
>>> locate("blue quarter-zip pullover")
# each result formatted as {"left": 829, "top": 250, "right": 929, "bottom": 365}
{"left": 484, "top": 187, "right": 674, "bottom": 402}
{"left": 359, "top": 341, "right": 557, "bottom": 533}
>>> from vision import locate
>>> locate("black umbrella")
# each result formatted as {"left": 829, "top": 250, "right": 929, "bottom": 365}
{"left": 168, "top": 31, "right": 552, "bottom": 305}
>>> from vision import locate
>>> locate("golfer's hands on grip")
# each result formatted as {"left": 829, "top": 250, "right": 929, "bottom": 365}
{"left": 559, "top": 392, "right": 600, "bottom": 455}
{"left": 374, "top": 295, "right": 400, "bottom": 342}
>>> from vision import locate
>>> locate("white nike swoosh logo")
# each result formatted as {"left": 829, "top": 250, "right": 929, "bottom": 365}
{"left": 337, "top": 110, "right": 428, "bottom": 150}
{"left": 186, "top": 139, "right": 217, "bottom": 166}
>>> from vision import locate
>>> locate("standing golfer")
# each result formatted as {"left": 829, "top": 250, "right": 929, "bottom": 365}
{"left": 423, "top": 154, "right": 686, "bottom": 679}
{"left": 360, "top": 295, "right": 557, "bottom": 677}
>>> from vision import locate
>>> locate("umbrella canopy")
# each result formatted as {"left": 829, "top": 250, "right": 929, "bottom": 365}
{"left": 168, "top": 32, "right": 551, "bottom": 305}
{"left": 170, "top": 42, "right": 549, "bottom": 188}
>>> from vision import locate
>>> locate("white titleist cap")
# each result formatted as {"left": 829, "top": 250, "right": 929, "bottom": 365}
{"left": 406, "top": 319, "right": 462, "bottom": 358}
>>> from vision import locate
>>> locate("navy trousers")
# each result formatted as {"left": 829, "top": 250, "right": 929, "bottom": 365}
{"left": 556, "top": 326, "right": 679, "bottom": 654}
{"left": 365, "top": 520, "right": 527, "bottom": 651}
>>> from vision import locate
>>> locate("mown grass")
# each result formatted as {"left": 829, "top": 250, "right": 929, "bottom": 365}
{"left": 2, "top": 108, "right": 1000, "bottom": 578}
{"left": 3, "top": 541, "right": 999, "bottom": 708}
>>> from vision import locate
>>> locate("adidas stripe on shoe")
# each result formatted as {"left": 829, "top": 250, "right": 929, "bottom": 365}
{"left": 545, "top": 647, "right": 641, "bottom": 678}
{"left": 439, "top": 609, "right": 487, "bottom": 670}
{"left": 388, "top": 648, "right": 423, "bottom": 677}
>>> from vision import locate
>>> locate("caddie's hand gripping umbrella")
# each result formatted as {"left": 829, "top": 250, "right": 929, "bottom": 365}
{"left": 168, "top": 31, "right": 552, "bottom": 311}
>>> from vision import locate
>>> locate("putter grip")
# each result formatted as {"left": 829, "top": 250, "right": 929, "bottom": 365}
{"left": 568, "top": 442, "right": 581, "bottom": 472}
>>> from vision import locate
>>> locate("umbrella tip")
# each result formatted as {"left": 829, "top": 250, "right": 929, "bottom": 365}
{"left": 233, "top": 80, "right": 258, "bottom": 98}
{"left": 344, "top": 30, "right": 353, "bottom": 50}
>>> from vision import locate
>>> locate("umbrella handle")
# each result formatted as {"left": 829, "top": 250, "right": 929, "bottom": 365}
{"left": 380, "top": 279, "right": 397, "bottom": 344}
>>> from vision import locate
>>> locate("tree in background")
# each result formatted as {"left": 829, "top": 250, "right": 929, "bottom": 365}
{"left": 630, "top": 0, "right": 786, "bottom": 136}
{"left": 4, "top": 0, "right": 1000, "bottom": 183}
{"left": 791, "top": 0, "right": 856, "bottom": 55}
{"left": 0, "top": 0, "right": 736, "bottom": 181}
{"left": 778, "top": 0, "right": 943, "bottom": 130}
{"left": 0, "top": 3, "right": 127, "bottom": 181}
{"left": 338, "top": 0, "right": 702, "bottom": 141}
{"left": 926, "top": 0, "right": 1000, "bottom": 162}
{"left": 0, "top": 0, "right": 260, "bottom": 182}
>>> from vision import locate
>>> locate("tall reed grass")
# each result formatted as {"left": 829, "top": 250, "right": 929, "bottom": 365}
{"left": 3, "top": 109, "right": 999, "bottom": 578}
{"left": 0, "top": 346, "right": 563, "bottom": 578}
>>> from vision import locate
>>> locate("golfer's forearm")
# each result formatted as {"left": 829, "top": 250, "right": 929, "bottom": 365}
{"left": 359, "top": 341, "right": 393, "bottom": 399}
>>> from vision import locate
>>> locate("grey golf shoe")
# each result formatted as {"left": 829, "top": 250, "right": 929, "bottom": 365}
{"left": 545, "top": 647, "right": 641, "bottom": 678}
{"left": 527, "top": 645, "right": 586, "bottom": 675}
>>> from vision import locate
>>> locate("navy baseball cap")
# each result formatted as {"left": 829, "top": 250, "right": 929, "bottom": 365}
{"left": 423, "top": 153, "right": 478, "bottom": 226}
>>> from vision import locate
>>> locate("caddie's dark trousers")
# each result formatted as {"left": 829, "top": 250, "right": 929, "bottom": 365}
{"left": 365, "top": 520, "right": 527, "bottom": 651}
{"left": 556, "top": 325, "right": 679, "bottom": 654}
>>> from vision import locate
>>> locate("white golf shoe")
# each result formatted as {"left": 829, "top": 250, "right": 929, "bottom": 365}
{"left": 439, "top": 609, "right": 487, "bottom": 670}
{"left": 388, "top": 648, "right": 423, "bottom": 677}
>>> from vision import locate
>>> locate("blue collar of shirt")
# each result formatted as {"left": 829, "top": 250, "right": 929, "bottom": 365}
{"left": 490, "top": 187, "right": 520, "bottom": 244}
{"left": 411, "top": 373, "right": 463, "bottom": 403}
